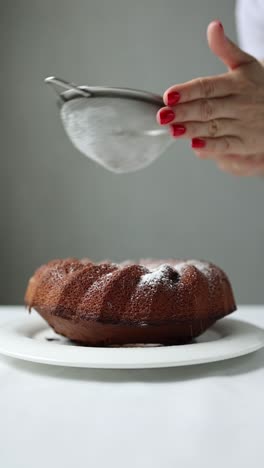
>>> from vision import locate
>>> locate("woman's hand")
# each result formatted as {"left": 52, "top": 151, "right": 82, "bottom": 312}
{"left": 157, "top": 20, "right": 264, "bottom": 176}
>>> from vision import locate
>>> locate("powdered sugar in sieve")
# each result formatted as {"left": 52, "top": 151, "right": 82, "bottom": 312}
{"left": 61, "top": 97, "right": 172, "bottom": 173}
{"left": 45, "top": 76, "right": 172, "bottom": 173}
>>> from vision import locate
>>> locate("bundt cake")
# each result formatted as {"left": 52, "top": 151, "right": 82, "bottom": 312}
{"left": 25, "top": 258, "right": 236, "bottom": 346}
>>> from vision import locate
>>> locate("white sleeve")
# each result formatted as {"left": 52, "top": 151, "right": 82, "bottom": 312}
{"left": 235, "top": 0, "right": 264, "bottom": 60}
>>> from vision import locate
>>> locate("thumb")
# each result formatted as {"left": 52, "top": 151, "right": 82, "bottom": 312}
{"left": 207, "top": 20, "right": 255, "bottom": 70}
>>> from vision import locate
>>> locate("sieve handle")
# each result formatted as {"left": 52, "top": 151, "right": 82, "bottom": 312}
{"left": 45, "top": 76, "right": 164, "bottom": 106}
{"left": 45, "top": 76, "right": 92, "bottom": 100}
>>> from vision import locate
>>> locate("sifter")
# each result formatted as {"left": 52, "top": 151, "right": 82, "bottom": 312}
{"left": 45, "top": 76, "right": 172, "bottom": 173}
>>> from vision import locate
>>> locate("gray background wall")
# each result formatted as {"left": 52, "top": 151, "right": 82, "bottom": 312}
{"left": 1, "top": 0, "right": 263, "bottom": 305}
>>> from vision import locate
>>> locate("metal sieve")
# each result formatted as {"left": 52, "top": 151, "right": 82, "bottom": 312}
{"left": 45, "top": 76, "right": 172, "bottom": 173}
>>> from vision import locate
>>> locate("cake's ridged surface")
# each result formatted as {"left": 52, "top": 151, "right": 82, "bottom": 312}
{"left": 25, "top": 258, "right": 236, "bottom": 346}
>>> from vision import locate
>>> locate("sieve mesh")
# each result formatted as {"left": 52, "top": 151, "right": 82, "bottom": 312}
{"left": 60, "top": 97, "right": 172, "bottom": 173}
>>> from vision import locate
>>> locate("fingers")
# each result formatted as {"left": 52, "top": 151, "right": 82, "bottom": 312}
{"left": 217, "top": 157, "right": 264, "bottom": 176}
{"left": 157, "top": 100, "right": 244, "bottom": 156}
{"left": 193, "top": 152, "right": 264, "bottom": 176}
{"left": 217, "top": 159, "right": 253, "bottom": 176}
{"left": 169, "top": 119, "right": 237, "bottom": 139}
{"left": 190, "top": 136, "right": 243, "bottom": 155}
{"left": 163, "top": 74, "right": 235, "bottom": 105}
{"left": 162, "top": 21, "right": 255, "bottom": 107}
{"left": 157, "top": 96, "right": 239, "bottom": 124}
{"left": 207, "top": 20, "right": 255, "bottom": 70}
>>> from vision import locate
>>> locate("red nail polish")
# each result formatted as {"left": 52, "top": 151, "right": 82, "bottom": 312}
{"left": 159, "top": 108, "right": 175, "bottom": 125}
{"left": 170, "top": 124, "right": 186, "bottom": 137}
{"left": 191, "top": 138, "right": 206, "bottom": 148}
{"left": 167, "top": 91, "right": 180, "bottom": 106}
{"left": 215, "top": 20, "right": 223, "bottom": 30}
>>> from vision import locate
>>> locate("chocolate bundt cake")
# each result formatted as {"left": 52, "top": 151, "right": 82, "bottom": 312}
{"left": 25, "top": 258, "right": 236, "bottom": 346}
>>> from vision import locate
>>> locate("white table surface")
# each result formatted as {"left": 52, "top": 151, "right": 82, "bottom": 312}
{"left": 0, "top": 306, "right": 263, "bottom": 468}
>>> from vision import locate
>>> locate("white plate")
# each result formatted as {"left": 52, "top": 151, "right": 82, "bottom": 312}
{"left": 0, "top": 314, "right": 263, "bottom": 369}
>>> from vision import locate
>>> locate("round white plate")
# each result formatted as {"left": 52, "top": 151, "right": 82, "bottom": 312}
{"left": 0, "top": 314, "right": 263, "bottom": 369}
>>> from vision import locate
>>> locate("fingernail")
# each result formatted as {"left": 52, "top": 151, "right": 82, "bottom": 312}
{"left": 191, "top": 138, "right": 206, "bottom": 148}
{"left": 170, "top": 124, "right": 186, "bottom": 137}
{"left": 167, "top": 91, "right": 180, "bottom": 106}
{"left": 158, "top": 108, "right": 175, "bottom": 125}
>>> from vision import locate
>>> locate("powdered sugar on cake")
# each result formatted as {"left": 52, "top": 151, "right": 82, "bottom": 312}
{"left": 140, "top": 260, "right": 211, "bottom": 280}
{"left": 173, "top": 260, "right": 211, "bottom": 277}
{"left": 139, "top": 264, "right": 173, "bottom": 287}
